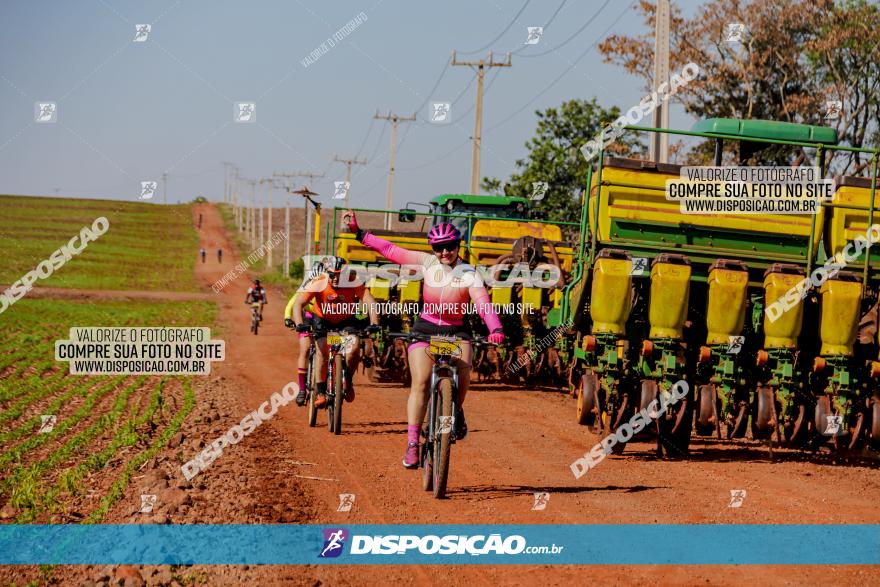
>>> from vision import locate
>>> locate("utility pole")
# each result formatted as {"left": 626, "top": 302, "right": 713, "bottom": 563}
{"left": 266, "top": 179, "right": 273, "bottom": 267}
{"left": 258, "top": 179, "right": 267, "bottom": 248}
{"left": 333, "top": 155, "right": 367, "bottom": 207}
{"left": 232, "top": 167, "right": 240, "bottom": 230}
{"left": 374, "top": 111, "right": 416, "bottom": 229}
{"left": 290, "top": 171, "right": 324, "bottom": 257}
{"left": 246, "top": 179, "right": 256, "bottom": 248}
{"left": 221, "top": 162, "right": 234, "bottom": 205}
{"left": 161, "top": 172, "right": 167, "bottom": 205}
{"left": 274, "top": 172, "right": 297, "bottom": 279}
{"left": 651, "top": 0, "right": 670, "bottom": 163}
{"left": 451, "top": 51, "right": 512, "bottom": 194}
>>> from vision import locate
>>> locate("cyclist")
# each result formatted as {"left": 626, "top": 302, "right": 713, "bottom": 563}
{"left": 343, "top": 210, "right": 505, "bottom": 468}
{"left": 217, "top": 248, "right": 223, "bottom": 263}
{"left": 284, "top": 257, "right": 380, "bottom": 408}
{"left": 285, "top": 257, "right": 331, "bottom": 404}
{"left": 244, "top": 279, "right": 267, "bottom": 321}
{"left": 200, "top": 248, "right": 206, "bottom": 263}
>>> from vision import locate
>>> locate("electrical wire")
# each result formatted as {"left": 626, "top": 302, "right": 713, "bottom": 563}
{"left": 484, "top": 0, "right": 635, "bottom": 134}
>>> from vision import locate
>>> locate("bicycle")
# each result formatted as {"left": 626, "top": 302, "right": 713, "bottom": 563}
{"left": 304, "top": 325, "right": 376, "bottom": 435}
{"left": 248, "top": 302, "right": 261, "bottom": 335}
{"left": 388, "top": 332, "right": 492, "bottom": 499}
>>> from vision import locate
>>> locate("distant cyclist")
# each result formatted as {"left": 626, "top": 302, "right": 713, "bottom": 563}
{"left": 200, "top": 248, "right": 206, "bottom": 263}
{"left": 284, "top": 257, "right": 380, "bottom": 407}
{"left": 343, "top": 210, "right": 504, "bottom": 468}
{"left": 217, "top": 248, "right": 223, "bottom": 263}
{"left": 245, "top": 279, "right": 267, "bottom": 321}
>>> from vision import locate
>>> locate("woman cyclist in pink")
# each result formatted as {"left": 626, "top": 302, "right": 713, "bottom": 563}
{"left": 343, "top": 210, "right": 505, "bottom": 468}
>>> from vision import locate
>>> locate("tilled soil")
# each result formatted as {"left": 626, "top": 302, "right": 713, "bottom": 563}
{"left": 4, "top": 203, "right": 879, "bottom": 586}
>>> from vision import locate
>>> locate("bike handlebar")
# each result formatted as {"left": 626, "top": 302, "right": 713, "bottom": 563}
{"left": 387, "top": 332, "right": 495, "bottom": 347}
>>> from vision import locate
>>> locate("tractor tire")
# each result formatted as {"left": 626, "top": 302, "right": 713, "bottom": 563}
{"left": 577, "top": 372, "right": 600, "bottom": 427}
{"left": 695, "top": 384, "right": 718, "bottom": 436}
{"left": 868, "top": 397, "right": 880, "bottom": 451}
{"left": 752, "top": 386, "right": 776, "bottom": 440}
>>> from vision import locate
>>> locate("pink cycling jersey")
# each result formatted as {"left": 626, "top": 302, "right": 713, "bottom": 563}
{"left": 361, "top": 232, "right": 502, "bottom": 332}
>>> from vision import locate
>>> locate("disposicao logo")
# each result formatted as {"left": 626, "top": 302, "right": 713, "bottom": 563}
{"left": 319, "top": 528, "right": 349, "bottom": 558}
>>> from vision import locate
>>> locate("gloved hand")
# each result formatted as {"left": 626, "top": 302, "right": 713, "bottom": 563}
{"left": 365, "top": 324, "right": 381, "bottom": 334}
{"left": 284, "top": 318, "right": 294, "bottom": 328}
{"left": 295, "top": 323, "right": 311, "bottom": 333}
{"left": 343, "top": 210, "right": 359, "bottom": 233}
{"left": 488, "top": 329, "right": 505, "bottom": 345}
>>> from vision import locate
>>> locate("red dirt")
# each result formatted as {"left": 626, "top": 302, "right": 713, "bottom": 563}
{"left": 7, "top": 202, "right": 879, "bottom": 586}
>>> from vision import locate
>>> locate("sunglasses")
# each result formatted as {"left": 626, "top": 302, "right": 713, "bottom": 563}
{"left": 431, "top": 242, "right": 460, "bottom": 253}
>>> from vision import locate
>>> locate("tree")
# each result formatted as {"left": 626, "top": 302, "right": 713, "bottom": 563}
{"left": 481, "top": 98, "right": 644, "bottom": 227}
{"left": 599, "top": 0, "right": 880, "bottom": 174}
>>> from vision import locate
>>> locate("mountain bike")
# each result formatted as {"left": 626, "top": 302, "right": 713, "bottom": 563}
{"left": 248, "top": 302, "right": 261, "bottom": 335}
{"left": 389, "top": 332, "right": 492, "bottom": 499}
{"left": 305, "top": 325, "right": 375, "bottom": 435}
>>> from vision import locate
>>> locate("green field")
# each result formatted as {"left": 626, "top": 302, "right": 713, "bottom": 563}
{"left": 0, "top": 298, "right": 215, "bottom": 523}
{"left": 0, "top": 195, "right": 199, "bottom": 292}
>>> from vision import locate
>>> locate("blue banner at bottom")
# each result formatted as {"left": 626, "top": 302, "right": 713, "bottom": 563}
{"left": 0, "top": 525, "right": 878, "bottom": 565}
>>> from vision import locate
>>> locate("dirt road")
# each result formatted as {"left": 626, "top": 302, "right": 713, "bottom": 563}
{"left": 52, "top": 203, "right": 880, "bottom": 585}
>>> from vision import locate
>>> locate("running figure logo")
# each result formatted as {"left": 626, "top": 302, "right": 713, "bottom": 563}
{"left": 726, "top": 336, "right": 745, "bottom": 355}
{"left": 725, "top": 23, "right": 746, "bottom": 43}
{"left": 532, "top": 492, "right": 550, "bottom": 511}
{"left": 133, "top": 24, "right": 151, "bottom": 42}
{"left": 824, "top": 100, "right": 843, "bottom": 121}
{"left": 728, "top": 489, "right": 746, "bottom": 508}
{"left": 140, "top": 181, "right": 157, "bottom": 200}
{"left": 35, "top": 102, "right": 57, "bottom": 123}
{"left": 38, "top": 415, "right": 56, "bottom": 434}
{"left": 438, "top": 416, "right": 455, "bottom": 434}
{"left": 333, "top": 181, "right": 350, "bottom": 200}
{"left": 235, "top": 102, "right": 256, "bottom": 123}
{"left": 139, "top": 494, "right": 157, "bottom": 513}
{"left": 824, "top": 415, "right": 843, "bottom": 435}
{"left": 530, "top": 181, "right": 548, "bottom": 201}
{"left": 525, "top": 26, "right": 543, "bottom": 45}
{"left": 337, "top": 494, "right": 355, "bottom": 512}
{"left": 430, "top": 102, "right": 451, "bottom": 124}
{"left": 319, "top": 528, "right": 349, "bottom": 558}
{"left": 630, "top": 258, "right": 648, "bottom": 276}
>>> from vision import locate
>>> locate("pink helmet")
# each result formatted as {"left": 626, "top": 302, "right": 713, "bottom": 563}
{"left": 427, "top": 222, "right": 462, "bottom": 245}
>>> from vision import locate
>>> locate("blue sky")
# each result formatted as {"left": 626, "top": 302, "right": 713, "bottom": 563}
{"left": 0, "top": 0, "right": 704, "bottom": 207}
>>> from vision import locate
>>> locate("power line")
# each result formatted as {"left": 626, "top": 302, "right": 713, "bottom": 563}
{"left": 397, "top": 137, "right": 470, "bottom": 171}
{"left": 457, "top": 0, "right": 532, "bottom": 55}
{"left": 484, "top": 0, "right": 635, "bottom": 134}
{"left": 516, "top": 0, "right": 611, "bottom": 58}
{"left": 354, "top": 117, "right": 376, "bottom": 158}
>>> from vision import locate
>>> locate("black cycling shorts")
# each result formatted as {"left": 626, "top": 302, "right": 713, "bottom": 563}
{"left": 411, "top": 316, "right": 471, "bottom": 340}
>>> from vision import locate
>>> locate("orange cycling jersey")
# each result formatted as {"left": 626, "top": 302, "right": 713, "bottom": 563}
{"left": 298, "top": 275, "right": 366, "bottom": 324}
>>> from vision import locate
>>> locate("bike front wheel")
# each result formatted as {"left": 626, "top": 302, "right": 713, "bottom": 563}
{"left": 432, "top": 377, "right": 454, "bottom": 499}
{"left": 330, "top": 354, "right": 344, "bottom": 435}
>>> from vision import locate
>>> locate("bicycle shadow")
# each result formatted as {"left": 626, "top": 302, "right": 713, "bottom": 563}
{"left": 446, "top": 484, "right": 664, "bottom": 500}
{"left": 342, "top": 420, "right": 408, "bottom": 436}
{"left": 619, "top": 437, "right": 880, "bottom": 468}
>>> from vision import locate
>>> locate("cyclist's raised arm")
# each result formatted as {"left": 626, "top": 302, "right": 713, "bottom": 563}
{"left": 343, "top": 209, "right": 428, "bottom": 266}
{"left": 361, "top": 232, "right": 429, "bottom": 266}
